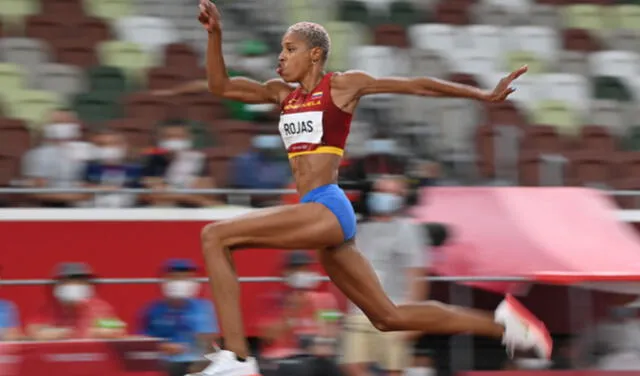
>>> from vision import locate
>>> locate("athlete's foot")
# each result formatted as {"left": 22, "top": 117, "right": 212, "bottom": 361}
{"left": 494, "top": 294, "right": 553, "bottom": 360}
{"left": 186, "top": 350, "right": 261, "bottom": 376}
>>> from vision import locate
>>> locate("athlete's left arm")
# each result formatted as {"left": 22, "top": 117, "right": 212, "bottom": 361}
{"left": 340, "top": 66, "right": 527, "bottom": 101}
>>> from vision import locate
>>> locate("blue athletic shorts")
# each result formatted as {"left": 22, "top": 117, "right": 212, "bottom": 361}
{"left": 300, "top": 184, "right": 357, "bottom": 242}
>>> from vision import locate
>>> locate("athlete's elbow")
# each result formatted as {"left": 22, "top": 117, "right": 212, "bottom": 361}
{"left": 207, "top": 82, "right": 226, "bottom": 96}
{"left": 207, "top": 78, "right": 229, "bottom": 97}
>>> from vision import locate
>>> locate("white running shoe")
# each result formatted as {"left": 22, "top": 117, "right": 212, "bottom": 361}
{"left": 494, "top": 294, "right": 553, "bottom": 360}
{"left": 186, "top": 350, "right": 261, "bottom": 376}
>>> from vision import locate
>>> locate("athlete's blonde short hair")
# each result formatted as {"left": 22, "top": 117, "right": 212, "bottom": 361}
{"left": 286, "top": 22, "right": 331, "bottom": 62}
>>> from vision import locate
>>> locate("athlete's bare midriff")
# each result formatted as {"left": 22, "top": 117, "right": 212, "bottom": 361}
{"left": 289, "top": 153, "right": 341, "bottom": 196}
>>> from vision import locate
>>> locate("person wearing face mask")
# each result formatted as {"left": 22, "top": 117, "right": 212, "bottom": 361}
{"left": 231, "top": 135, "right": 291, "bottom": 204}
{"left": 27, "top": 263, "right": 126, "bottom": 340}
{"left": 83, "top": 129, "right": 143, "bottom": 208}
{"left": 0, "top": 266, "right": 22, "bottom": 341}
{"left": 341, "top": 175, "right": 431, "bottom": 376}
{"left": 21, "top": 109, "right": 93, "bottom": 207}
{"left": 259, "top": 251, "right": 342, "bottom": 376}
{"left": 139, "top": 259, "right": 219, "bottom": 376}
{"left": 142, "top": 120, "right": 220, "bottom": 208}
{"left": 361, "top": 138, "right": 406, "bottom": 178}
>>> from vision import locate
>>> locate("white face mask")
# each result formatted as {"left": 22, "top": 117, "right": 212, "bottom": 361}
{"left": 45, "top": 123, "right": 80, "bottom": 141}
{"left": 54, "top": 284, "right": 94, "bottom": 303}
{"left": 98, "top": 147, "right": 126, "bottom": 162}
{"left": 162, "top": 280, "right": 200, "bottom": 299}
{"left": 286, "top": 271, "right": 320, "bottom": 290}
{"left": 160, "top": 139, "right": 192, "bottom": 152}
{"left": 405, "top": 367, "right": 437, "bottom": 376}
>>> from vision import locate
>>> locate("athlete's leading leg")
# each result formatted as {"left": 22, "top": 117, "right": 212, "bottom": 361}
{"left": 199, "top": 203, "right": 345, "bottom": 360}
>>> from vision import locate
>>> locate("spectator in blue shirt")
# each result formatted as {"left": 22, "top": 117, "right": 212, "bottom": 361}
{"left": 0, "top": 268, "right": 21, "bottom": 341}
{"left": 83, "top": 129, "right": 143, "bottom": 207}
{"left": 139, "top": 259, "right": 219, "bottom": 376}
{"left": 231, "top": 135, "right": 291, "bottom": 190}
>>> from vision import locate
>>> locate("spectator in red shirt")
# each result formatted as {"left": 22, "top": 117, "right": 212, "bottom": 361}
{"left": 26, "top": 263, "right": 127, "bottom": 341}
{"left": 258, "top": 251, "right": 343, "bottom": 376}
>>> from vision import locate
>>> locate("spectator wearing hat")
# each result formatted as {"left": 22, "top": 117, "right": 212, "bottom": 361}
{"left": 0, "top": 267, "right": 21, "bottom": 341}
{"left": 26, "top": 263, "right": 126, "bottom": 340}
{"left": 258, "top": 251, "right": 343, "bottom": 376}
{"left": 139, "top": 259, "right": 219, "bottom": 376}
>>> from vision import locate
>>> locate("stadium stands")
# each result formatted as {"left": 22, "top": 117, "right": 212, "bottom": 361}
{"left": 0, "top": 0, "right": 640, "bottom": 205}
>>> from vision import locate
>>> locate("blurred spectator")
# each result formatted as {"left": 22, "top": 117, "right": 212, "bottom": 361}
{"left": 341, "top": 175, "right": 430, "bottom": 376}
{"left": 142, "top": 120, "right": 220, "bottom": 207}
{"left": 84, "top": 129, "right": 143, "bottom": 207}
{"left": 575, "top": 305, "right": 640, "bottom": 370}
{"left": 231, "top": 135, "right": 291, "bottom": 191}
{"left": 259, "top": 251, "right": 342, "bottom": 376}
{"left": 361, "top": 139, "right": 406, "bottom": 178}
{"left": 139, "top": 259, "right": 218, "bottom": 376}
{"left": 27, "top": 263, "right": 126, "bottom": 340}
{"left": 0, "top": 267, "right": 21, "bottom": 341}
{"left": 20, "top": 109, "right": 94, "bottom": 207}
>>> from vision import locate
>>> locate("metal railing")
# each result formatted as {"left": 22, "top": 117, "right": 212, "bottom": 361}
{"left": 0, "top": 187, "right": 639, "bottom": 196}
{"left": 0, "top": 275, "right": 528, "bottom": 286}
{"left": 0, "top": 188, "right": 297, "bottom": 195}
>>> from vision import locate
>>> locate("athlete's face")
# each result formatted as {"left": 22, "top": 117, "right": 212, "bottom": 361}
{"left": 277, "top": 32, "right": 322, "bottom": 82}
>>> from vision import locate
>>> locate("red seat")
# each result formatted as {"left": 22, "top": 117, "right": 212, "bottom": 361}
{"left": 42, "top": 0, "right": 85, "bottom": 17}
{"left": 474, "top": 124, "right": 498, "bottom": 178}
{"left": 52, "top": 38, "right": 98, "bottom": 69}
{"left": 567, "top": 150, "right": 612, "bottom": 187}
{"left": 0, "top": 154, "right": 19, "bottom": 187}
{"left": 217, "top": 121, "right": 257, "bottom": 154}
{"left": 485, "top": 101, "right": 528, "bottom": 127}
{"left": 579, "top": 125, "right": 616, "bottom": 152}
{"left": 146, "top": 67, "right": 187, "bottom": 91}
{"left": 434, "top": 0, "right": 471, "bottom": 25}
{"left": 373, "top": 24, "right": 409, "bottom": 47}
{"left": 0, "top": 119, "right": 30, "bottom": 158}
{"left": 563, "top": 28, "right": 601, "bottom": 52}
{"left": 68, "top": 17, "right": 112, "bottom": 46}
{"left": 521, "top": 125, "right": 562, "bottom": 153}
{"left": 179, "top": 94, "right": 228, "bottom": 124}
{"left": 124, "top": 93, "right": 176, "bottom": 124}
{"left": 614, "top": 151, "right": 640, "bottom": 180}
{"left": 611, "top": 178, "right": 640, "bottom": 209}
{"left": 518, "top": 149, "right": 545, "bottom": 186}
{"left": 25, "top": 15, "right": 67, "bottom": 44}
{"left": 164, "top": 43, "right": 200, "bottom": 70}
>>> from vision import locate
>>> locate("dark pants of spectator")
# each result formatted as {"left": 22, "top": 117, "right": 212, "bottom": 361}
{"left": 166, "top": 361, "right": 193, "bottom": 376}
{"left": 260, "top": 355, "right": 343, "bottom": 376}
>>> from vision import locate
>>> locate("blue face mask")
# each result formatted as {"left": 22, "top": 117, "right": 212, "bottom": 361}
{"left": 367, "top": 192, "right": 403, "bottom": 215}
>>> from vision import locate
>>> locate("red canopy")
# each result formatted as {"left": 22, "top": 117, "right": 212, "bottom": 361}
{"left": 413, "top": 187, "right": 640, "bottom": 294}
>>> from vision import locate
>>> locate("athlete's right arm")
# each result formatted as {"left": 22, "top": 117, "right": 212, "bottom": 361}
{"left": 200, "top": 1, "right": 292, "bottom": 105}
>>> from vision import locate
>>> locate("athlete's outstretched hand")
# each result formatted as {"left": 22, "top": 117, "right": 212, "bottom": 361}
{"left": 485, "top": 65, "right": 528, "bottom": 102}
{"left": 198, "top": 0, "right": 222, "bottom": 33}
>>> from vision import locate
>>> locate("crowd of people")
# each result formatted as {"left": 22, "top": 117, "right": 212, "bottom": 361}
{"left": 8, "top": 107, "right": 441, "bottom": 210}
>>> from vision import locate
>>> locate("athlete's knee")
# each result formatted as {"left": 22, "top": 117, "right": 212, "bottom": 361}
{"left": 370, "top": 311, "right": 402, "bottom": 332}
{"left": 201, "top": 222, "right": 230, "bottom": 250}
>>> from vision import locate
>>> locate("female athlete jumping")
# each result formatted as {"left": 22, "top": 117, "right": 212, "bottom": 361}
{"left": 193, "top": 1, "right": 551, "bottom": 375}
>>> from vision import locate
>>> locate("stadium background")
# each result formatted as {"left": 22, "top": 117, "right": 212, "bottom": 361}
{"left": 3, "top": 0, "right": 640, "bottom": 375}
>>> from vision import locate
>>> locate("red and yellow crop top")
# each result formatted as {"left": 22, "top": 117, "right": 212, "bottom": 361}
{"left": 278, "top": 72, "right": 353, "bottom": 159}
